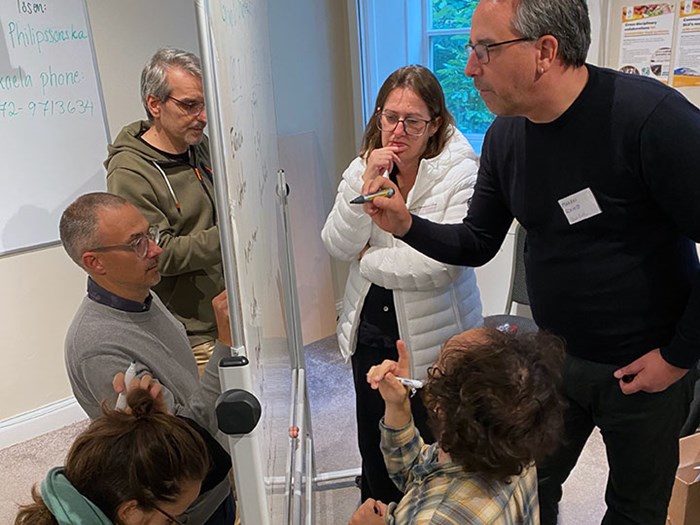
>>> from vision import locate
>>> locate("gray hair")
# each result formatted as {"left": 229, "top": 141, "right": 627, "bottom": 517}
{"left": 512, "top": 0, "right": 590, "bottom": 67}
{"left": 59, "top": 192, "right": 129, "bottom": 267}
{"left": 140, "top": 47, "right": 202, "bottom": 120}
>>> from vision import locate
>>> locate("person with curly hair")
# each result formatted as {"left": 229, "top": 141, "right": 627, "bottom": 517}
{"left": 14, "top": 387, "right": 210, "bottom": 525}
{"left": 349, "top": 327, "right": 566, "bottom": 525}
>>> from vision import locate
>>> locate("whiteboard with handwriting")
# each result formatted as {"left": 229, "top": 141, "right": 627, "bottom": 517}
{"left": 197, "top": 0, "right": 294, "bottom": 521}
{"left": 0, "top": 0, "right": 108, "bottom": 255}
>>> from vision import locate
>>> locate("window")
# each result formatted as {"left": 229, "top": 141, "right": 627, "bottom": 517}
{"left": 355, "top": 0, "right": 494, "bottom": 153}
{"left": 427, "top": 0, "right": 493, "bottom": 152}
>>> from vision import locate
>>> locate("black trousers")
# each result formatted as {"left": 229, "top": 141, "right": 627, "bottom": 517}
{"left": 351, "top": 341, "right": 435, "bottom": 504}
{"left": 538, "top": 354, "right": 697, "bottom": 525}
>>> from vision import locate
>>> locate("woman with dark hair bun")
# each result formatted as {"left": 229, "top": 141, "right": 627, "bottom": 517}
{"left": 322, "top": 64, "right": 483, "bottom": 504}
{"left": 15, "top": 388, "right": 209, "bottom": 525}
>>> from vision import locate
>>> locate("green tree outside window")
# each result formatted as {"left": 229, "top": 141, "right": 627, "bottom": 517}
{"left": 429, "top": 0, "right": 494, "bottom": 135}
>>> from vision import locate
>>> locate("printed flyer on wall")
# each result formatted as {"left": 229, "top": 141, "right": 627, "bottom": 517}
{"left": 618, "top": 4, "right": 675, "bottom": 83}
{"left": 672, "top": 1, "right": 700, "bottom": 86}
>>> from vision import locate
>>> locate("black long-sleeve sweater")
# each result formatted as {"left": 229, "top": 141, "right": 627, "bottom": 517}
{"left": 404, "top": 65, "right": 700, "bottom": 368}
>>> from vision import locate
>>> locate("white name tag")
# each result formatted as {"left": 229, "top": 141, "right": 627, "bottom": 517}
{"left": 558, "top": 188, "right": 602, "bottom": 225}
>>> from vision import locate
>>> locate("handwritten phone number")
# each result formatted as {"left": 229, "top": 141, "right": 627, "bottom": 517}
{"left": 0, "top": 99, "right": 95, "bottom": 118}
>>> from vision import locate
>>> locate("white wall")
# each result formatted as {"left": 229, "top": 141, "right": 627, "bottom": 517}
{"left": 268, "top": 0, "right": 357, "bottom": 319}
{"left": 0, "top": 0, "right": 199, "bottom": 425}
{"left": 0, "top": 248, "right": 85, "bottom": 421}
{"left": 87, "top": 1, "right": 200, "bottom": 138}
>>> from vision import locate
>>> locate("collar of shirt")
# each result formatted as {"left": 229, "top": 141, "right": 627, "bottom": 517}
{"left": 411, "top": 443, "right": 465, "bottom": 483}
{"left": 87, "top": 278, "right": 152, "bottom": 313}
{"left": 136, "top": 124, "right": 193, "bottom": 165}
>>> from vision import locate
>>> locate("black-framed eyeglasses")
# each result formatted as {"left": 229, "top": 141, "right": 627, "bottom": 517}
{"left": 88, "top": 225, "right": 160, "bottom": 259}
{"left": 153, "top": 503, "right": 187, "bottom": 525}
{"left": 167, "top": 95, "right": 206, "bottom": 116}
{"left": 377, "top": 111, "right": 433, "bottom": 137}
{"left": 465, "top": 37, "right": 533, "bottom": 64}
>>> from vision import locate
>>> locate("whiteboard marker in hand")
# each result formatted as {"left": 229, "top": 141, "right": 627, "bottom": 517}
{"left": 394, "top": 377, "right": 424, "bottom": 389}
{"left": 349, "top": 188, "right": 395, "bottom": 204}
{"left": 115, "top": 361, "right": 137, "bottom": 410}
{"left": 351, "top": 169, "right": 393, "bottom": 203}
{"left": 394, "top": 376, "right": 424, "bottom": 397}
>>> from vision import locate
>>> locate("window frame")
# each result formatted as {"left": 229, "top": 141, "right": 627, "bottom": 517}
{"left": 352, "top": 0, "right": 491, "bottom": 153}
{"left": 424, "top": 0, "right": 471, "bottom": 68}
{"left": 424, "top": 0, "right": 490, "bottom": 152}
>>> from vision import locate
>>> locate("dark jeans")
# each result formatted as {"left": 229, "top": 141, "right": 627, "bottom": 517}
{"left": 352, "top": 344, "right": 435, "bottom": 503}
{"left": 203, "top": 491, "right": 236, "bottom": 525}
{"left": 538, "top": 354, "right": 696, "bottom": 525}
{"left": 352, "top": 341, "right": 435, "bottom": 504}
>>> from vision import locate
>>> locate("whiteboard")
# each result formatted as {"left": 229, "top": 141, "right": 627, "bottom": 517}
{"left": 196, "top": 0, "right": 295, "bottom": 522}
{"left": 0, "top": 0, "right": 108, "bottom": 255}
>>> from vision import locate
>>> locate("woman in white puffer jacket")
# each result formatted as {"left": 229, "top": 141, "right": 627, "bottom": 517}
{"left": 321, "top": 65, "right": 483, "bottom": 505}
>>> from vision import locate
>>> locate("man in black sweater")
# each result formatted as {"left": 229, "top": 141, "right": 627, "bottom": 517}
{"left": 362, "top": 0, "right": 700, "bottom": 524}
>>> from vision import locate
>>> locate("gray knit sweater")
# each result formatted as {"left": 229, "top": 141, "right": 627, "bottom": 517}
{"left": 64, "top": 292, "right": 231, "bottom": 523}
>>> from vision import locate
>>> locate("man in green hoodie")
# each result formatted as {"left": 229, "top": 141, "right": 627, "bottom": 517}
{"left": 105, "top": 48, "right": 223, "bottom": 371}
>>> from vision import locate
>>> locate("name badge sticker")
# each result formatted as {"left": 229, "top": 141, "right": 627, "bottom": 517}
{"left": 558, "top": 188, "right": 602, "bottom": 225}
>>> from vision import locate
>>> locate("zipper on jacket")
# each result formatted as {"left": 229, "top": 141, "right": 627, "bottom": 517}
{"left": 194, "top": 161, "right": 217, "bottom": 224}
{"left": 151, "top": 153, "right": 218, "bottom": 223}
{"left": 189, "top": 144, "right": 217, "bottom": 224}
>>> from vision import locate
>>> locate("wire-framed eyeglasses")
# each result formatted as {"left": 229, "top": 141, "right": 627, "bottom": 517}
{"left": 88, "top": 225, "right": 160, "bottom": 259}
{"left": 167, "top": 95, "right": 206, "bottom": 116}
{"left": 153, "top": 503, "right": 187, "bottom": 524}
{"left": 377, "top": 111, "right": 433, "bottom": 137}
{"left": 465, "top": 37, "right": 533, "bottom": 64}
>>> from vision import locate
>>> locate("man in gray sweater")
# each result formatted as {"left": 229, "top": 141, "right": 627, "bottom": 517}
{"left": 59, "top": 192, "right": 235, "bottom": 525}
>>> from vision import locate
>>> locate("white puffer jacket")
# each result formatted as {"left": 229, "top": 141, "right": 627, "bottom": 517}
{"left": 321, "top": 128, "right": 483, "bottom": 380}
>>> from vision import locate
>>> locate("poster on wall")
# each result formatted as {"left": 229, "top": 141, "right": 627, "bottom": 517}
{"left": 672, "top": 1, "right": 700, "bottom": 86}
{"left": 618, "top": 4, "right": 675, "bottom": 83}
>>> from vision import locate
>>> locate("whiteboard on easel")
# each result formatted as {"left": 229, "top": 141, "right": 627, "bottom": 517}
{"left": 196, "top": 0, "right": 296, "bottom": 522}
{"left": 0, "top": 0, "right": 109, "bottom": 256}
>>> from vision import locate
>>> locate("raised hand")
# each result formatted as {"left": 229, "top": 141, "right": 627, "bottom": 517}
{"left": 366, "top": 340, "right": 412, "bottom": 404}
{"left": 362, "top": 146, "right": 401, "bottom": 182}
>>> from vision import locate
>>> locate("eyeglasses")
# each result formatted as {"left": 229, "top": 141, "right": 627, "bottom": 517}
{"left": 153, "top": 504, "right": 186, "bottom": 525}
{"left": 167, "top": 95, "right": 206, "bottom": 116}
{"left": 377, "top": 111, "right": 432, "bottom": 137}
{"left": 465, "top": 37, "right": 533, "bottom": 64}
{"left": 89, "top": 225, "right": 160, "bottom": 259}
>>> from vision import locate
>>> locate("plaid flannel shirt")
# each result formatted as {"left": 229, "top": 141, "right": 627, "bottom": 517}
{"left": 380, "top": 419, "right": 539, "bottom": 524}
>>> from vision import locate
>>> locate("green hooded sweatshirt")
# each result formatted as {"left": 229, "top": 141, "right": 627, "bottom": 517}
{"left": 41, "top": 467, "right": 114, "bottom": 524}
{"left": 105, "top": 121, "right": 224, "bottom": 346}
